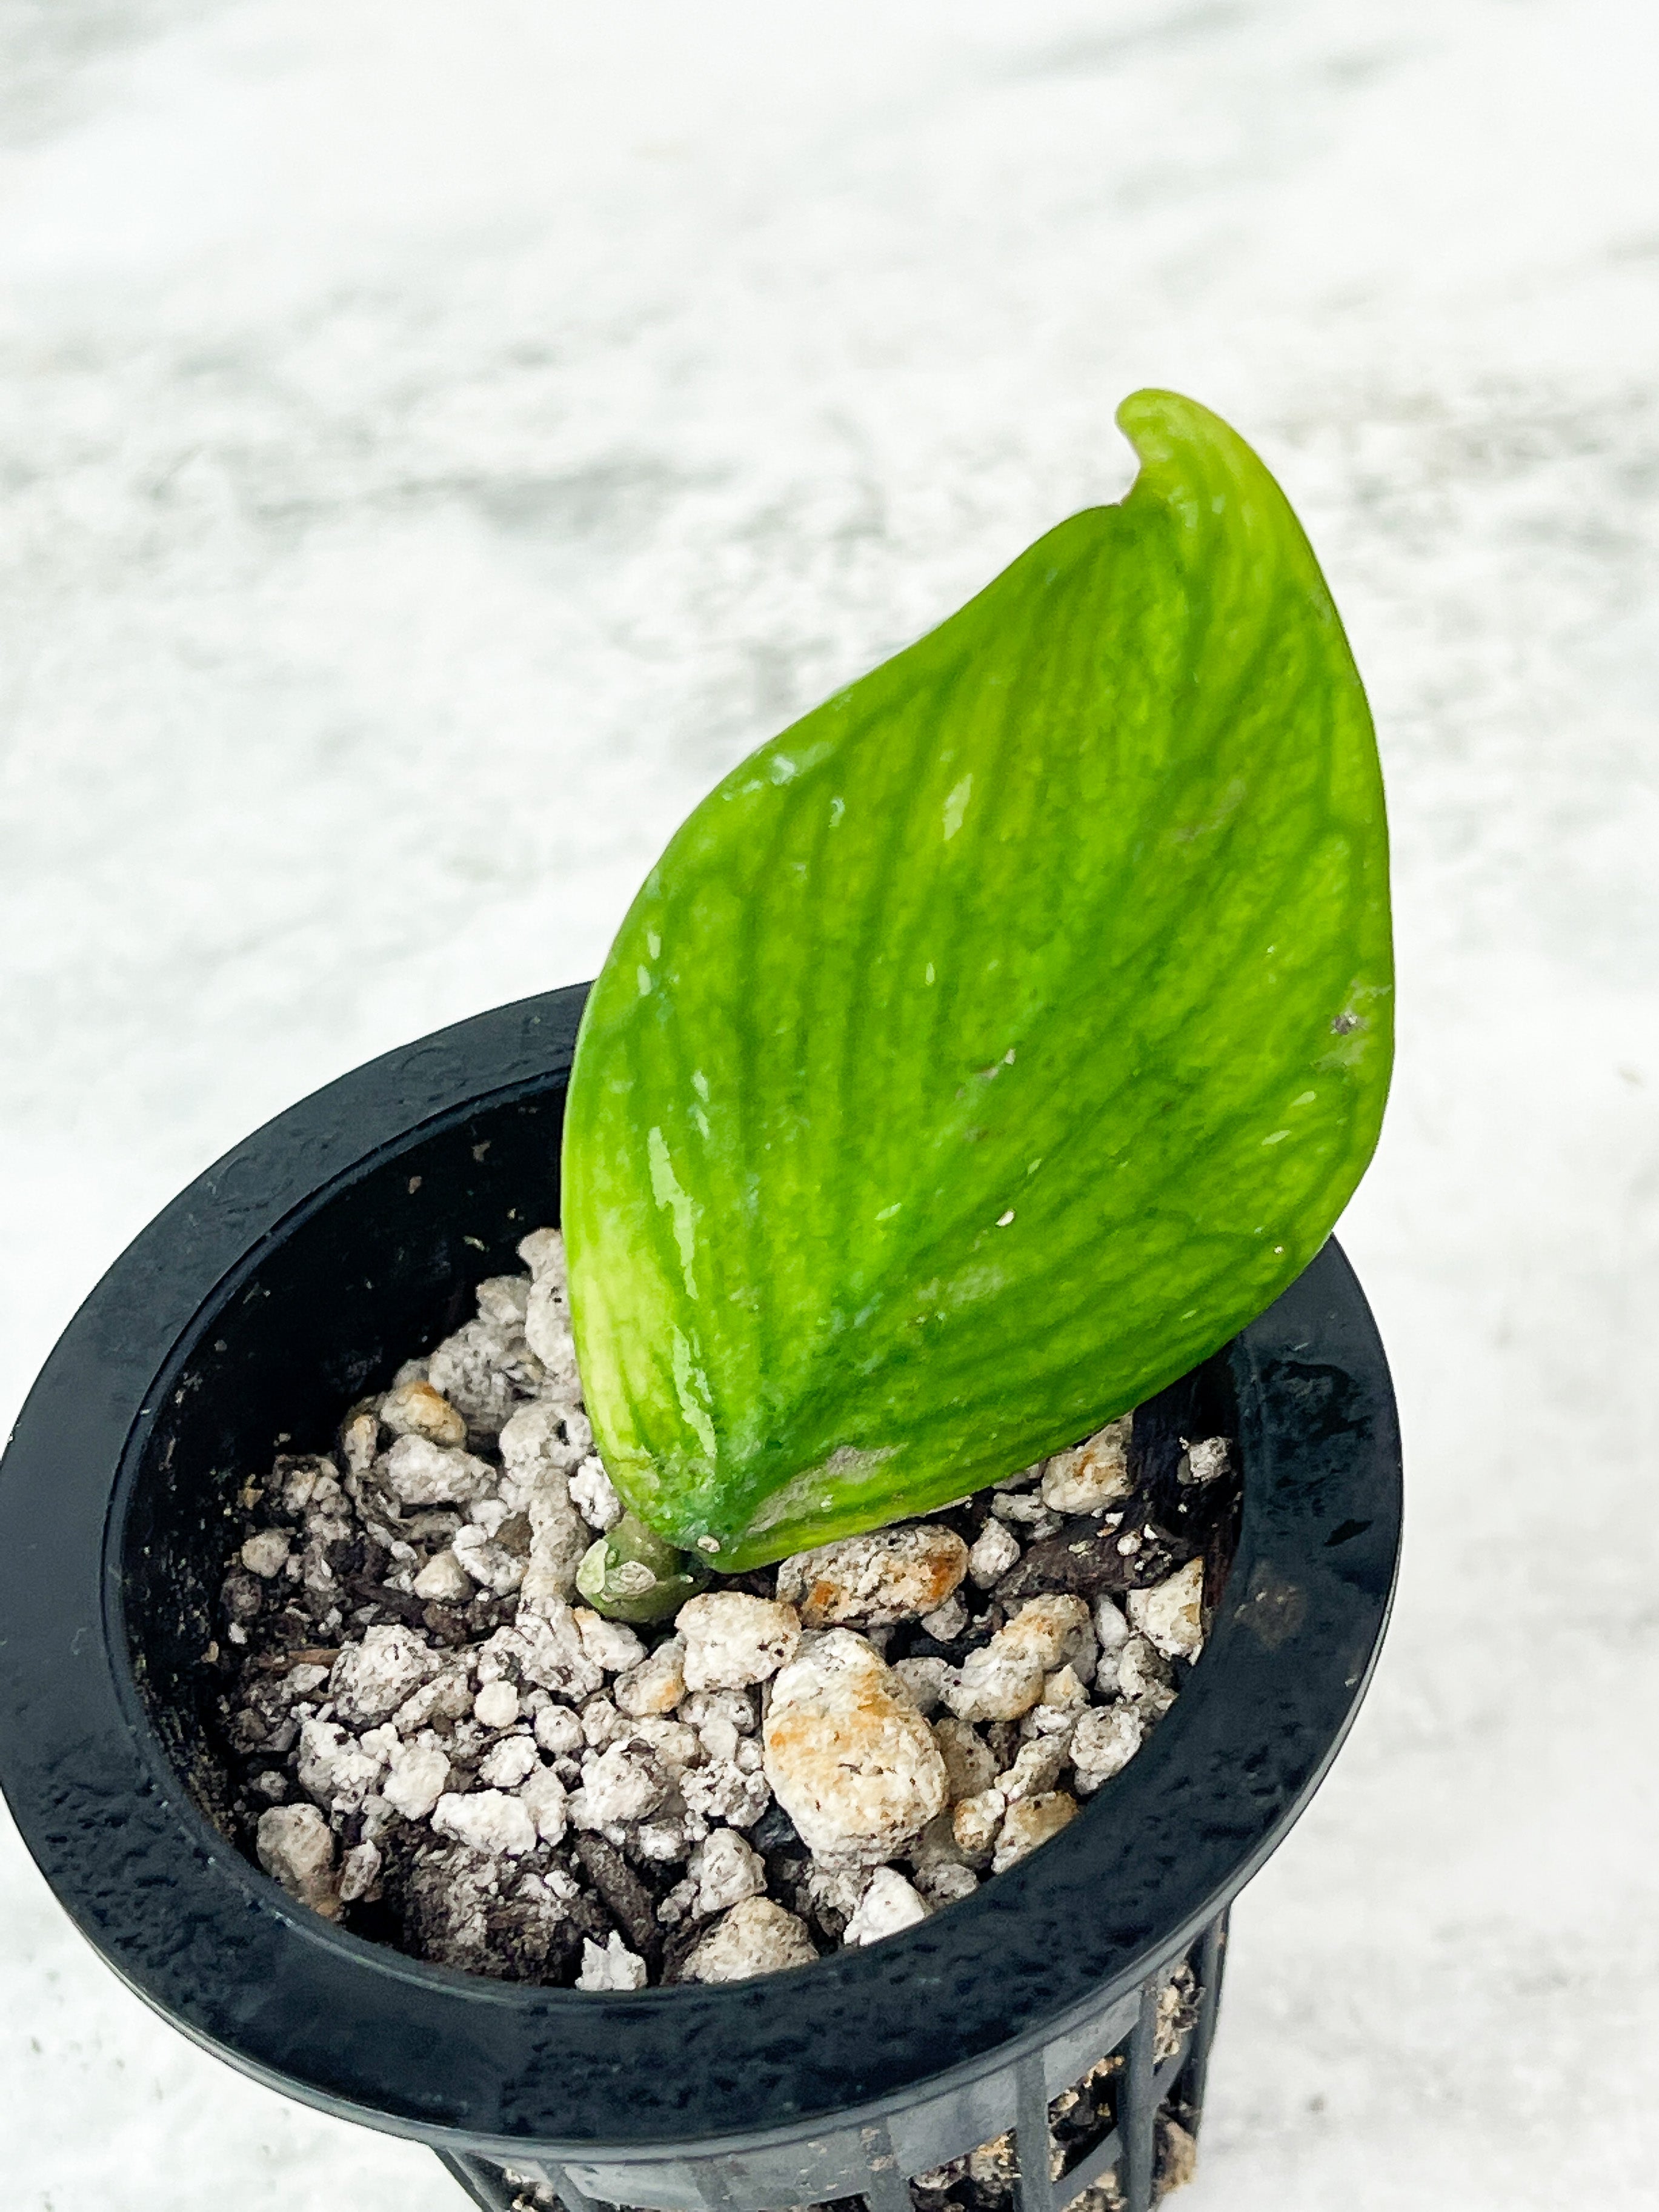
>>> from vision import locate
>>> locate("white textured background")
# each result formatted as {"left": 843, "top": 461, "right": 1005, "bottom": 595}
{"left": 3, "top": 4, "right": 1658, "bottom": 2207}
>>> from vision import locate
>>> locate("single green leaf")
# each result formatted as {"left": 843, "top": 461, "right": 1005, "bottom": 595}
{"left": 562, "top": 390, "right": 1392, "bottom": 1570}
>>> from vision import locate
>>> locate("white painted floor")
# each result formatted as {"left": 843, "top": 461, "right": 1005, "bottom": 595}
{"left": 2, "top": 4, "right": 1657, "bottom": 2206}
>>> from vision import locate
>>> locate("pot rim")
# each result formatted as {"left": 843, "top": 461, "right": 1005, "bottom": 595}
{"left": 0, "top": 981, "right": 1401, "bottom": 2160}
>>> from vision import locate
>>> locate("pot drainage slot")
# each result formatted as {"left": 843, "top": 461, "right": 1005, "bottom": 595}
{"left": 443, "top": 1916, "right": 1226, "bottom": 2212}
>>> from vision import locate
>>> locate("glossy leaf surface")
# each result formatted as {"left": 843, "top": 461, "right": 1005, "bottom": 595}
{"left": 562, "top": 391, "right": 1392, "bottom": 1568}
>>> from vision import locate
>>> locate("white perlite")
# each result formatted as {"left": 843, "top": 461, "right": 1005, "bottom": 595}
{"left": 660, "top": 1828, "right": 766, "bottom": 1925}
{"left": 339, "top": 1839, "right": 382, "bottom": 1905}
{"left": 474, "top": 1679, "right": 519, "bottom": 1730}
{"left": 776, "top": 1526, "right": 968, "bottom": 1628}
{"left": 477, "top": 1277, "right": 531, "bottom": 1329}
{"left": 893, "top": 1656, "right": 950, "bottom": 1716}
{"left": 330, "top": 1625, "right": 442, "bottom": 1724}
{"left": 943, "top": 1595, "right": 1094, "bottom": 1723}
{"left": 966, "top": 1519, "right": 1020, "bottom": 1588}
{"left": 1117, "top": 1635, "right": 1175, "bottom": 1712}
{"left": 479, "top": 1735, "right": 540, "bottom": 1789}
{"left": 919, "top": 1593, "right": 968, "bottom": 1642}
{"left": 256, "top": 1803, "right": 341, "bottom": 1918}
{"left": 431, "top": 1789, "right": 537, "bottom": 1856}
{"left": 844, "top": 1866, "right": 929, "bottom": 1945}
{"left": 428, "top": 1315, "right": 545, "bottom": 1440}
{"left": 219, "top": 1223, "right": 1234, "bottom": 1993}
{"left": 991, "top": 1791, "right": 1078, "bottom": 1873}
{"left": 998, "top": 1736, "right": 1069, "bottom": 1802}
{"left": 533, "top": 1705, "right": 584, "bottom": 1757}
{"left": 1126, "top": 1558, "right": 1207, "bottom": 1661}
{"left": 380, "top": 1379, "right": 468, "bottom": 1449}
{"left": 1040, "top": 1418, "right": 1134, "bottom": 1514}
{"left": 383, "top": 1741, "right": 451, "bottom": 1822}
{"left": 240, "top": 1530, "right": 290, "bottom": 1578}
{"left": 412, "top": 1550, "right": 474, "bottom": 1604}
{"left": 763, "top": 1630, "right": 948, "bottom": 1866}
{"left": 482, "top": 1603, "right": 603, "bottom": 1702}
{"left": 499, "top": 1399, "right": 590, "bottom": 1484}
{"left": 383, "top": 1434, "right": 493, "bottom": 1507}
{"left": 568, "top": 1456, "right": 623, "bottom": 1533}
{"left": 297, "top": 1718, "right": 385, "bottom": 1815}
{"left": 614, "top": 1636, "right": 687, "bottom": 1717}
{"left": 1182, "top": 1437, "right": 1232, "bottom": 1486}
{"left": 951, "top": 1788, "right": 1006, "bottom": 1864}
{"left": 520, "top": 1227, "right": 581, "bottom": 1399}
{"left": 497, "top": 1401, "right": 592, "bottom": 1602}
{"left": 576, "top": 1739, "right": 668, "bottom": 1825}
{"left": 680, "top": 1898, "right": 818, "bottom": 1983}
{"left": 453, "top": 1522, "right": 524, "bottom": 1595}
{"left": 1071, "top": 1705, "right": 1145, "bottom": 1792}
{"left": 934, "top": 1716, "right": 999, "bottom": 1801}
{"left": 678, "top": 1592, "right": 802, "bottom": 1690}
{"left": 577, "top": 1932, "right": 648, "bottom": 1991}
{"left": 576, "top": 1610, "right": 647, "bottom": 1675}
{"left": 520, "top": 1765, "right": 570, "bottom": 1844}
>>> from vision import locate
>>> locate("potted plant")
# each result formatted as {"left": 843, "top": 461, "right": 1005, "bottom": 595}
{"left": 0, "top": 391, "right": 1400, "bottom": 2212}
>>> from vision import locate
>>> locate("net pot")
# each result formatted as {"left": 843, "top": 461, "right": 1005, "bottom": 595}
{"left": 0, "top": 980, "right": 1401, "bottom": 2212}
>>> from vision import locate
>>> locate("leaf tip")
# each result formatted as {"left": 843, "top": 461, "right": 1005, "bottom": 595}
{"left": 1114, "top": 385, "right": 1224, "bottom": 470}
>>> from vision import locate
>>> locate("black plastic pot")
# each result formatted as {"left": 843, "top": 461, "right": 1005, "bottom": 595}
{"left": 0, "top": 981, "right": 1401, "bottom": 2212}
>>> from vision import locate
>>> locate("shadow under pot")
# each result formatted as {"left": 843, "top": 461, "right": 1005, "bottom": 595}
{"left": 0, "top": 978, "right": 1401, "bottom": 2212}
